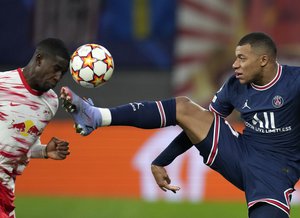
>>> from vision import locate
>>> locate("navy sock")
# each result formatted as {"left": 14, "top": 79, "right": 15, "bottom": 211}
{"left": 109, "top": 98, "right": 176, "bottom": 128}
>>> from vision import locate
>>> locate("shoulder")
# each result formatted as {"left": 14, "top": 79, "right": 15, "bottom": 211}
{"left": 220, "top": 75, "right": 241, "bottom": 93}
{"left": 281, "top": 65, "right": 300, "bottom": 84}
{"left": 43, "top": 89, "right": 58, "bottom": 103}
{"left": 282, "top": 65, "right": 300, "bottom": 76}
{"left": 0, "top": 69, "right": 23, "bottom": 91}
{"left": 226, "top": 75, "right": 239, "bottom": 85}
{"left": 42, "top": 89, "right": 59, "bottom": 113}
{"left": 44, "top": 89, "right": 58, "bottom": 98}
{"left": 0, "top": 69, "right": 19, "bottom": 79}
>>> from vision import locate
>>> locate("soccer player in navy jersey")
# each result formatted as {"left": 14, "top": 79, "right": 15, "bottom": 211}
{"left": 61, "top": 32, "right": 299, "bottom": 218}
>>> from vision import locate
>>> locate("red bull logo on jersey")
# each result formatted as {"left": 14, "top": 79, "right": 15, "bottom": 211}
{"left": 10, "top": 120, "right": 41, "bottom": 137}
{"left": 272, "top": 95, "right": 284, "bottom": 108}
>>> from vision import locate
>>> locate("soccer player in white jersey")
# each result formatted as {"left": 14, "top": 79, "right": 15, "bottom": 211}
{"left": 0, "top": 38, "right": 70, "bottom": 218}
{"left": 61, "top": 32, "right": 300, "bottom": 218}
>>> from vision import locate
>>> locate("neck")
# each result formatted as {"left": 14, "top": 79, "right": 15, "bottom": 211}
{"left": 22, "top": 65, "right": 34, "bottom": 89}
{"left": 254, "top": 62, "right": 278, "bottom": 86}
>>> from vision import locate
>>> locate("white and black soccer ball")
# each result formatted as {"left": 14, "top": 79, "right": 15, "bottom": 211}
{"left": 70, "top": 44, "right": 114, "bottom": 88}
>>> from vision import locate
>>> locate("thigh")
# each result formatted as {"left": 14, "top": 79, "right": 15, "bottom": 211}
{"left": 245, "top": 155, "right": 295, "bottom": 216}
{"left": 249, "top": 203, "right": 289, "bottom": 218}
{"left": 176, "top": 96, "right": 214, "bottom": 144}
{"left": 194, "top": 113, "right": 245, "bottom": 190}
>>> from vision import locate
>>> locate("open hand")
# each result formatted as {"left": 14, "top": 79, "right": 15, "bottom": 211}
{"left": 151, "top": 164, "right": 180, "bottom": 193}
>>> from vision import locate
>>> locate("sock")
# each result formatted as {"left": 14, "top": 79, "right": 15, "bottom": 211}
{"left": 98, "top": 108, "right": 111, "bottom": 126}
{"left": 107, "top": 98, "right": 176, "bottom": 128}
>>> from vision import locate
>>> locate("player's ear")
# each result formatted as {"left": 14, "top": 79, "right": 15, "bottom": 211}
{"left": 260, "top": 54, "right": 268, "bottom": 67}
{"left": 35, "top": 53, "right": 43, "bottom": 66}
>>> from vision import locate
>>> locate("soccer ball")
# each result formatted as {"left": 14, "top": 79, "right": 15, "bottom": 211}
{"left": 69, "top": 44, "right": 114, "bottom": 88}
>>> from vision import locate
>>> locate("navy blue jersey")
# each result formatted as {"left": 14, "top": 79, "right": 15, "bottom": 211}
{"left": 209, "top": 64, "right": 300, "bottom": 170}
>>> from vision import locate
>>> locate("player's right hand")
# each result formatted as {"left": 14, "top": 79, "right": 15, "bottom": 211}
{"left": 151, "top": 164, "right": 180, "bottom": 193}
{"left": 46, "top": 137, "right": 70, "bottom": 160}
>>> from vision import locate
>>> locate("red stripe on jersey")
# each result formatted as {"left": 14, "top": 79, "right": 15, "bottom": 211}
{"left": 17, "top": 68, "right": 43, "bottom": 96}
{"left": 0, "top": 182, "right": 15, "bottom": 215}
{"left": 206, "top": 113, "right": 220, "bottom": 166}
{"left": 0, "top": 112, "right": 8, "bottom": 121}
{"left": 251, "top": 64, "right": 282, "bottom": 91}
{"left": 0, "top": 151, "right": 19, "bottom": 159}
{"left": 248, "top": 198, "right": 289, "bottom": 215}
{"left": 248, "top": 188, "right": 294, "bottom": 217}
{"left": 209, "top": 104, "right": 226, "bottom": 117}
{"left": 12, "top": 137, "right": 32, "bottom": 146}
{"left": 0, "top": 168, "right": 14, "bottom": 178}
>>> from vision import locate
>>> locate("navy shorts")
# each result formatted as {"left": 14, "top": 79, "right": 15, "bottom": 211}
{"left": 194, "top": 113, "right": 296, "bottom": 216}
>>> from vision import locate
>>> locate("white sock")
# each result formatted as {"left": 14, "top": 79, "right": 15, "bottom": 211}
{"left": 99, "top": 108, "right": 112, "bottom": 126}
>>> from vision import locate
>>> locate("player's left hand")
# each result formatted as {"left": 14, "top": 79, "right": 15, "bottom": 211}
{"left": 151, "top": 164, "right": 180, "bottom": 193}
{"left": 46, "top": 137, "right": 70, "bottom": 160}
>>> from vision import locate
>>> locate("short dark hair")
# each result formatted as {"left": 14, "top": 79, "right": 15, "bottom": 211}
{"left": 36, "top": 38, "right": 70, "bottom": 61}
{"left": 238, "top": 32, "right": 277, "bottom": 58}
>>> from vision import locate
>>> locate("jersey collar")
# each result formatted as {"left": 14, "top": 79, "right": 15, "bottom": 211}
{"left": 17, "top": 68, "right": 43, "bottom": 96}
{"left": 251, "top": 64, "right": 282, "bottom": 91}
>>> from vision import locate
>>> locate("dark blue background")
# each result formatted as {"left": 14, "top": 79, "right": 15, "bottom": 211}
{"left": 0, "top": 0, "right": 176, "bottom": 71}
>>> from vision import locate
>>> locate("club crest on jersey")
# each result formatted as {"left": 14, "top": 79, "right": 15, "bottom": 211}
{"left": 272, "top": 95, "right": 284, "bottom": 108}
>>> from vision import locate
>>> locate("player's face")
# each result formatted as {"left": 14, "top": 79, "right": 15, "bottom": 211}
{"left": 232, "top": 44, "right": 263, "bottom": 84}
{"left": 34, "top": 55, "right": 69, "bottom": 92}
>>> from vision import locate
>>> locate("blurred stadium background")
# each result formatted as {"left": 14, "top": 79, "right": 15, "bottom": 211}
{"left": 1, "top": 0, "right": 300, "bottom": 217}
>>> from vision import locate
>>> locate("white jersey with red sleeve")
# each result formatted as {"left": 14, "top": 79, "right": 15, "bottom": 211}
{"left": 0, "top": 68, "right": 58, "bottom": 192}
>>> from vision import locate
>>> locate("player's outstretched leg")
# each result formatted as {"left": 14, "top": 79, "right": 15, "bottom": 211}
{"left": 60, "top": 86, "right": 177, "bottom": 136}
{"left": 60, "top": 87, "right": 102, "bottom": 135}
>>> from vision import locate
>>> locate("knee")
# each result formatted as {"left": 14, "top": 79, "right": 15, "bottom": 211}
{"left": 175, "top": 96, "right": 194, "bottom": 126}
{"left": 175, "top": 96, "right": 204, "bottom": 116}
{"left": 175, "top": 96, "right": 192, "bottom": 111}
{"left": 175, "top": 96, "right": 214, "bottom": 143}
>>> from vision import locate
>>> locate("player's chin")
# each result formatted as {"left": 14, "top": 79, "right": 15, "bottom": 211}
{"left": 237, "top": 78, "right": 248, "bottom": 84}
{"left": 45, "top": 82, "right": 58, "bottom": 91}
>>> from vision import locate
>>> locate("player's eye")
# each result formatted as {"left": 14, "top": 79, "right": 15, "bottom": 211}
{"left": 238, "top": 56, "right": 246, "bottom": 61}
{"left": 54, "top": 65, "right": 62, "bottom": 72}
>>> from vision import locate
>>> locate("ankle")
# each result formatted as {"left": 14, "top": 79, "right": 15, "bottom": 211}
{"left": 98, "top": 108, "right": 111, "bottom": 126}
{"left": 89, "top": 106, "right": 103, "bottom": 128}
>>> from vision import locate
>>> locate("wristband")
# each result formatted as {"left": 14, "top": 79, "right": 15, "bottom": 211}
{"left": 30, "top": 144, "right": 48, "bottom": 159}
{"left": 42, "top": 146, "right": 49, "bottom": 159}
